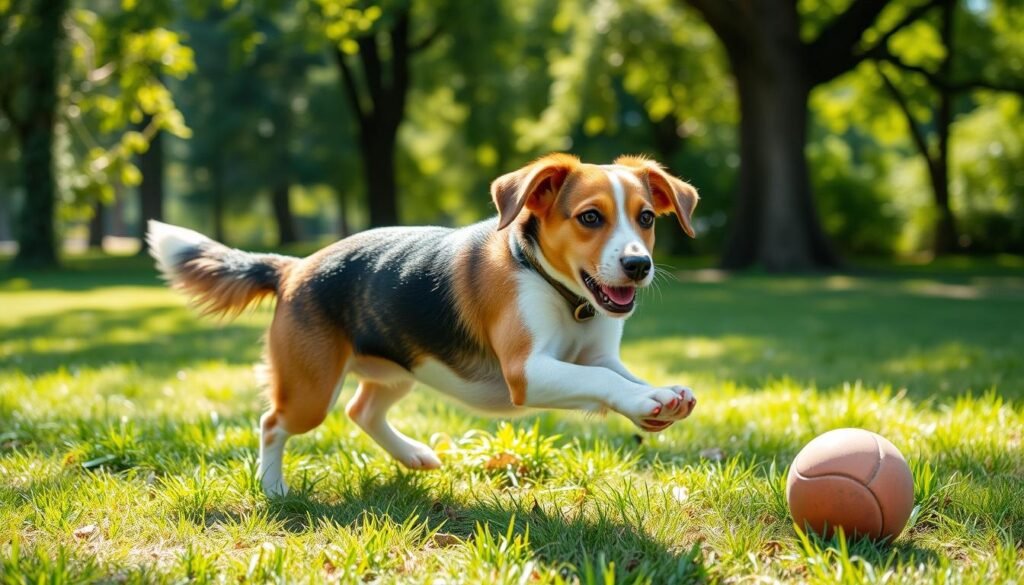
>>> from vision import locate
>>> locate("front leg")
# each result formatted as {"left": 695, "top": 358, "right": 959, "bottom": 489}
{"left": 583, "top": 354, "right": 697, "bottom": 429}
{"left": 518, "top": 355, "right": 695, "bottom": 431}
{"left": 586, "top": 355, "right": 647, "bottom": 385}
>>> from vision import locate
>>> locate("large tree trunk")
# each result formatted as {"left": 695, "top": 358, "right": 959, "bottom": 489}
{"left": 12, "top": 0, "right": 67, "bottom": 269}
{"left": 137, "top": 121, "right": 164, "bottom": 251}
{"left": 720, "top": 19, "right": 839, "bottom": 270}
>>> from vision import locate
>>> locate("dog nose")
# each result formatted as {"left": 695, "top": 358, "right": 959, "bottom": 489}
{"left": 620, "top": 255, "right": 652, "bottom": 281}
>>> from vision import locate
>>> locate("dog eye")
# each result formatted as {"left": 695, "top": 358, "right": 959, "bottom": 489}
{"left": 577, "top": 210, "right": 604, "bottom": 227}
{"left": 638, "top": 210, "right": 655, "bottom": 228}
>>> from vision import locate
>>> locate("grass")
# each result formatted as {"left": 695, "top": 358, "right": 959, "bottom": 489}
{"left": 1, "top": 255, "right": 1023, "bottom": 583}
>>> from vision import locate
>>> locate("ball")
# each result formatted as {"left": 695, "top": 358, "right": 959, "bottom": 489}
{"left": 786, "top": 428, "right": 914, "bottom": 540}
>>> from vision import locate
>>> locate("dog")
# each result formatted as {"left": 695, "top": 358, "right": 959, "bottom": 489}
{"left": 148, "top": 153, "right": 699, "bottom": 496}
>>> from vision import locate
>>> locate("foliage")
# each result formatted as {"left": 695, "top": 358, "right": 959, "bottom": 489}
{"left": 1, "top": 0, "right": 1023, "bottom": 259}
{"left": 0, "top": 0, "right": 193, "bottom": 207}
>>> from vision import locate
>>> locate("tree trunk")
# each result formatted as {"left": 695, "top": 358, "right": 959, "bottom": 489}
{"left": 12, "top": 0, "right": 67, "bottom": 270}
{"left": 211, "top": 156, "right": 226, "bottom": 243}
{"left": 137, "top": 120, "right": 164, "bottom": 251}
{"left": 720, "top": 23, "right": 839, "bottom": 271}
{"left": 88, "top": 201, "right": 105, "bottom": 249}
{"left": 334, "top": 9, "right": 412, "bottom": 229}
{"left": 360, "top": 130, "right": 399, "bottom": 227}
{"left": 269, "top": 97, "right": 298, "bottom": 246}
{"left": 336, "top": 190, "right": 350, "bottom": 239}
{"left": 932, "top": 0, "right": 958, "bottom": 255}
{"left": 271, "top": 182, "right": 298, "bottom": 246}
{"left": 929, "top": 83, "right": 957, "bottom": 254}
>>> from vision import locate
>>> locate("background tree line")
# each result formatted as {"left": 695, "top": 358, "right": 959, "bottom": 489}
{"left": 1, "top": 0, "right": 1022, "bottom": 271}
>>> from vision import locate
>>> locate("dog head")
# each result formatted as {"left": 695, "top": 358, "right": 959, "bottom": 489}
{"left": 491, "top": 153, "right": 699, "bottom": 317}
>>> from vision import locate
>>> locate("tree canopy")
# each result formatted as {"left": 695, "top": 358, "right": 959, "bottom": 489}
{"left": 1, "top": 0, "right": 1022, "bottom": 268}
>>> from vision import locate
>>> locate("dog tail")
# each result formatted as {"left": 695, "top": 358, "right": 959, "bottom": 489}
{"left": 146, "top": 220, "right": 298, "bottom": 318}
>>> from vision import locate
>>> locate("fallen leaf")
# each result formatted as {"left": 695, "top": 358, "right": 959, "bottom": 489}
{"left": 73, "top": 524, "right": 97, "bottom": 539}
{"left": 430, "top": 533, "right": 461, "bottom": 548}
{"left": 484, "top": 452, "right": 522, "bottom": 470}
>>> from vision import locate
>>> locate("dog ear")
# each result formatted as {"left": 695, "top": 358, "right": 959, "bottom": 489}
{"left": 491, "top": 153, "right": 579, "bottom": 230}
{"left": 616, "top": 155, "right": 699, "bottom": 238}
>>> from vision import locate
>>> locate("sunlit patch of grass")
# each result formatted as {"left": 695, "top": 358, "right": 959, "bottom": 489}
{"left": 1, "top": 259, "right": 1023, "bottom": 582}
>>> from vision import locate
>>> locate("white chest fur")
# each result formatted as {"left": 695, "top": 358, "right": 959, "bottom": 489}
{"left": 411, "top": 359, "right": 519, "bottom": 414}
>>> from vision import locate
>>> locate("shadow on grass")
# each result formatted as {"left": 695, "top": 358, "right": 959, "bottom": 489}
{"left": 264, "top": 472, "right": 705, "bottom": 582}
{"left": 1, "top": 306, "right": 267, "bottom": 376}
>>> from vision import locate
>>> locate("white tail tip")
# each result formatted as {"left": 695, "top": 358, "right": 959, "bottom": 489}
{"left": 146, "top": 220, "right": 211, "bottom": 279}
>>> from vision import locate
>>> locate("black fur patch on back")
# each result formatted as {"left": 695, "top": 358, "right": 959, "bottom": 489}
{"left": 299, "top": 220, "right": 498, "bottom": 378}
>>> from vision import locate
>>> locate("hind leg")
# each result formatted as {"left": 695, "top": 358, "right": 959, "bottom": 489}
{"left": 259, "top": 312, "right": 350, "bottom": 496}
{"left": 346, "top": 380, "right": 441, "bottom": 469}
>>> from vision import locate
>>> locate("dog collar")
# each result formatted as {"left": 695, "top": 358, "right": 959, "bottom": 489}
{"left": 510, "top": 236, "right": 596, "bottom": 322}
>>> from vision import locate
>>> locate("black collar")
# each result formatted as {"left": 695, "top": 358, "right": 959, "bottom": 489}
{"left": 510, "top": 235, "right": 596, "bottom": 322}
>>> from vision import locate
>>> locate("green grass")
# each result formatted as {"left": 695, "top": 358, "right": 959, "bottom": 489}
{"left": 1, "top": 256, "right": 1023, "bottom": 583}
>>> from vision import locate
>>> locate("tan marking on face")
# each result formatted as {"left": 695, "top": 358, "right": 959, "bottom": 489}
{"left": 533, "top": 164, "right": 657, "bottom": 288}
{"left": 613, "top": 155, "right": 700, "bottom": 238}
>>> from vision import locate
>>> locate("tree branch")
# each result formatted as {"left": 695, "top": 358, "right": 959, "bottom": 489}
{"left": 681, "top": 0, "right": 749, "bottom": 52}
{"left": 410, "top": 23, "right": 443, "bottom": 53}
{"left": 874, "top": 49, "right": 1024, "bottom": 95}
{"left": 858, "top": 0, "right": 940, "bottom": 60}
{"left": 333, "top": 47, "right": 369, "bottom": 123}
{"left": 807, "top": 0, "right": 890, "bottom": 74}
{"left": 808, "top": 0, "right": 940, "bottom": 85}
{"left": 876, "top": 63, "right": 937, "bottom": 169}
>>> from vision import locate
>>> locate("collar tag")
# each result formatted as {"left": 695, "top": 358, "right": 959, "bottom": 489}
{"left": 573, "top": 302, "right": 596, "bottom": 322}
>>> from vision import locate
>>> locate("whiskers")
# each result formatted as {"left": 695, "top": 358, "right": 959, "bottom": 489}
{"left": 639, "top": 262, "right": 678, "bottom": 303}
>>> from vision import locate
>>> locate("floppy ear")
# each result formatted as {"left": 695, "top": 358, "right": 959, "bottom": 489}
{"left": 617, "top": 156, "right": 699, "bottom": 238}
{"left": 490, "top": 153, "right": 579, "bottom": 230}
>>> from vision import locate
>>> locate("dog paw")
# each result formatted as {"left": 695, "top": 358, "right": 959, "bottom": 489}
{"left": 261, "top": 478, "right": 289, "bottom": 497}
{"left": 615, "top": 385, "right": 696, "bottom": 432}
{"left": 660, "top": 385, "right": 696, "bottom": 420}
{"left": 395, "top": 440, "right": 442, "bottom": 470}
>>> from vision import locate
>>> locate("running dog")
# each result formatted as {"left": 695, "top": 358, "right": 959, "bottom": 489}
{"left": 148, "top": 153, "right": 699, "bottom": 495}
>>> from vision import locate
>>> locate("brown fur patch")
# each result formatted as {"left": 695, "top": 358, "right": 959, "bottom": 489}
{"left": 451, "top": 228, "right": 533, "bottom": 404}
{"left": 614, "top": 155, "right": 700, "bottom": 238}
{"left": 264, "top": 299, "right": 351, "bottom": 435}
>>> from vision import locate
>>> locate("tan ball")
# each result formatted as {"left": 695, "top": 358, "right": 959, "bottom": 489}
{"left": 786, "top": 428, "right": 914, "bottom": 540}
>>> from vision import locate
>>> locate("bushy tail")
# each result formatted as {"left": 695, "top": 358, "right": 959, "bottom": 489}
{"left": 146, "top": 220, "right": 298, "bottom": 318}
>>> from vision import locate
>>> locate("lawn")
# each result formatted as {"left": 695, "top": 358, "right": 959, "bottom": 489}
{"left": 1, "top": 255, "right": 1023, "bottom": 583}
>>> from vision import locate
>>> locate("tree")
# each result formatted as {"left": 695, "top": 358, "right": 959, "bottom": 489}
{"left": 0, "top": 0, "right": 68, "bottom": 268}
{"left": 683, "top": 0, "right": 942, "bottom": 270}
{"left": 136, "top": 114, "right": 164, "bottom": 248}
{"left": 871, "top": 0, "right": 1024, "bottom": 255}
{"left": 0, "top": 0, "right": 192, "bottom": 268}
{"left": 326, "top": 3, "right": 441, "bottom": 227}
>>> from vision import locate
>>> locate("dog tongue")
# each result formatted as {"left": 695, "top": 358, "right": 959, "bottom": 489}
{"left": 600, "top": 285, "right": 636, "bottom": 306}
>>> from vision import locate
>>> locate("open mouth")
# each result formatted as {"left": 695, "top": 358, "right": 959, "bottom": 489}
{"left": 581, "top": 270, "right": 636, "bottom": 314}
